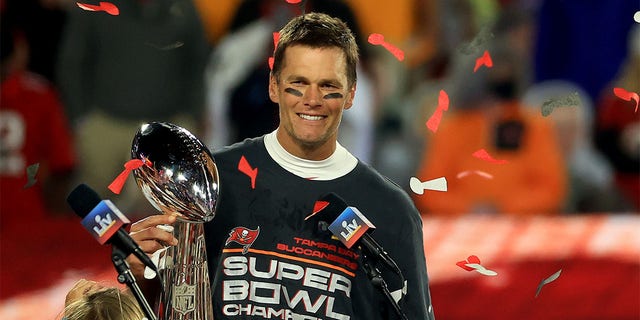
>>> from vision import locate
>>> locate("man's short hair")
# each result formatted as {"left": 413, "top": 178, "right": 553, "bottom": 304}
{"left": 272, "top": 12, "right": 359, "bottom": 87}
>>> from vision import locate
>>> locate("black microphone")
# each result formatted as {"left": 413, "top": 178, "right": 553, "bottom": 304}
{"left": 308, "top": 192, "right": 403, "bottom": 277}
{"left": 67, "top": 183, "right": 157, "bottom": 273}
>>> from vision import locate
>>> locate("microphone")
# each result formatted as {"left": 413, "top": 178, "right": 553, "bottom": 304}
{"left": 67, "top": 183, "right": 157, "bottom": 273}
{"left": 308, "top": 193, "right": 403, "bottom": 277}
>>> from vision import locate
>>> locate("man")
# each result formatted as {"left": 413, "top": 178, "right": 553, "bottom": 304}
{"left": 129, "top": 13, "right": 435, "bottom": 319}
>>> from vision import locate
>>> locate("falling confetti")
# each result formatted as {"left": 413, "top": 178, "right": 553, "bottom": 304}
{"left": 108, "top": 158, "right": 153, "bottom": 194}
{"left": 145, "top": 41, "right": 184, "bottom": 51}
{"left": 456, "top": 255, "right": 497, "bottom": 276}
{"left": 472, "top": 149, "right": 508, "bottom": 164}
{"left": 409, "top": 176, "right": 447, "bottom": 195}
{"left": 535, "top": 269, "right": 562, "bottom": 298}
{"left": 458, "top": 26, "right": 494, "bottom": 55}
{"left": 23, "top": 163, "right": 40, "bottom": 189}
{"left": 268, "top": 32, "right": 280, "bottom": 70}
{"left": 465, "top": 263, "right": 498, "bottom": 276}
{"left": 76, "top": 2, "right": 119, "bottom": 15}
{"left": 238, "top": 155, "right": 258, "bottom": 189}
{"left": 473, "top": 50, "right": 493, "bottom": 72}
{"left": 456, "top": 170, "right": 493, "bottom": 179}
{"left": 456, "top": 255, "right": 481, "bottom": 271}
{"left": 368, "top": 33, "right": 405, "bottom": 61}
{"left": 425, "top": 90, "right": 450, "bottom": 132}
{"left": 613, "top": 87, "right": 639, "bottom": 112}
{"left": 541, "top": 92, "right": 581, "bottom": 116}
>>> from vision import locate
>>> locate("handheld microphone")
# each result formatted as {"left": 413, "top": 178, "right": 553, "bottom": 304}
{"left": 67, "top": 184, "right": 157, "bottom": 273}
{"left": 308, "top": 192, "right": 403, "bottom": 277}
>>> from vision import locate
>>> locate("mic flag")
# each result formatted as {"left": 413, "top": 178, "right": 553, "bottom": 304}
{"left": 328, "top": 206, "right": 376, "bottom": 249}
{"left": 81, "top": 200, "right": 130, "bottom": 245}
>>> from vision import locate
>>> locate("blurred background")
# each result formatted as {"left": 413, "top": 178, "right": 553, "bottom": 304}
{"left": 1, "top": 0, "right": 639, "bottom": 319}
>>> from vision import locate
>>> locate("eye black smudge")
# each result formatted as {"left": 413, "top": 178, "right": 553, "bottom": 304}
{"left": 323, "top": 93, "right": 343, "bottom": 99}
{"left": 284, "top": 88, "right": 303, "bottom": 97}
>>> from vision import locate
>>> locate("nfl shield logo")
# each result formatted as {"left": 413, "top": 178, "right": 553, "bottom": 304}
{"left": 173, "top": 283, "right": 196, "bottom": 314}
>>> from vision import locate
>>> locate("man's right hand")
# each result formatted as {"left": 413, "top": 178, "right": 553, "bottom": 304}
{"left": 127, "top": 214, "right": 178, "bottom": 281}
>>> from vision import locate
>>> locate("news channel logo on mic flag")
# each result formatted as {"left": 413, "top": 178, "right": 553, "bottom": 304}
{"left": 81, "top": 200, "right": 130, "bottom": 244}
{"left": 328, "top": 206, "right": 375, "bottom": 249}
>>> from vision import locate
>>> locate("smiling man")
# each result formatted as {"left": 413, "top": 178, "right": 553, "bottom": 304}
{"left": 128, "top": 13, "right": 436, "bottom": 320}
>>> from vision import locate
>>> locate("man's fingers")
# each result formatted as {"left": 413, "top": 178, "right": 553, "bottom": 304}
{"left": 130, "top": 214, "right": 177, "bottom": 232}
{"left": 131, "top": 225, "right": 178, "bottom": 249}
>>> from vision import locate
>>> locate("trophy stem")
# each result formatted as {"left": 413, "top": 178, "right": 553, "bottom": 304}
{"left": 156, "top": 220, "right": 214, "bottom": 320}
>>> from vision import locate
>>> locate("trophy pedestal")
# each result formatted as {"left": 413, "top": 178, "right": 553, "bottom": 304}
{"left": 157, "top": 221, "right": 214, "bottom": 320}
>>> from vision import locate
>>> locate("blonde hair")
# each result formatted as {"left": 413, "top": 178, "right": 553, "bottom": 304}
{"left": 61, "top": 287, "right": 145, "bottom": 320}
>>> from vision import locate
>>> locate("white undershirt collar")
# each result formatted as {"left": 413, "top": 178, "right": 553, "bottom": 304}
{"left": 264, "top": 129, "right": 358, "bottom": 180}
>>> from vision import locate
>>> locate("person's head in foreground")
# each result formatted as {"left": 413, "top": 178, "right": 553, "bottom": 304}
{"left": 61, "top": 279, "right": 145, "bottom": 320}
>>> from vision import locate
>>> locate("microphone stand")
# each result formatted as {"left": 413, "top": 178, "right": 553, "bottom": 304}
{"left": 112, "top": 246, "right": 157, "bottom": 320}
{"left": 361, "top": 251, "right": 408, "bottom": 320}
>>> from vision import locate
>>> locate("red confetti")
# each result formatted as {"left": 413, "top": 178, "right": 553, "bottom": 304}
{"left": 613, "top": 87, "right": 639, "bottom": 112}
{"left": 368, "top": 33, "right": 405, "bottom": 61}
{"left": 108, "top": 158, "right": 152, "bottom": 194}
{"left": 268, "top": 57, "right": 275, "bottom": 70}
{"left": 456, "top": 255, "right": 481, "bottom": 271}
{"left": 472, "top": 149, "right": 508, "bottom": 164}
{"left": 268, "top": 32, "right": 280, "bottom": 70}
{"left": 312, "top": 201, "right": 329, "bottom": 216}
{"left": 473, "top": 50, "right": 493, "bottom": 72}
{"left": 425, "top": 90, "right": 450, "bottom": 132}
{"left": 238, "top": 155, "right": 258, "bottom": 189}
{"left": 76, "top": 2, "right": 119, "bottom": 15}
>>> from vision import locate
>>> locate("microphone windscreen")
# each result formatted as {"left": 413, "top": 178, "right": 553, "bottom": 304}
{"left": 67, "top": 184, "right": 102, "bottom": 218}
{"left": 310, "top": 192, "right": 348, "bottom": 221}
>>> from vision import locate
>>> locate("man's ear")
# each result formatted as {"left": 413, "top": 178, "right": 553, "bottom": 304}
{"left": 268, "top": 74, "right": 279, "bottom": 103}
{"left": 344, "top": 83, "right": 356, "bottom": 110}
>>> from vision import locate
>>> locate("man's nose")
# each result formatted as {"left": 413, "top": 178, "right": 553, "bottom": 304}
{"left": 303, "top": 86, "right": 322, "bottom": 107}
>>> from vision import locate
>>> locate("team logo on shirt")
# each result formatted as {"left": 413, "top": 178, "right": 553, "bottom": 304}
{"left": 225, "top": 226, "right": 260, "bottom": 254}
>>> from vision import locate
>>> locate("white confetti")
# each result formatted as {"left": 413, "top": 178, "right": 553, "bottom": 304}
{"left": 410, "top": 176, "right": 447, "bottom": 195}
{"left": 465, "top": 263, "right": 498, "bottom": 276}
{"left": 535, "top": 269, "right": 562, "bottom": 297}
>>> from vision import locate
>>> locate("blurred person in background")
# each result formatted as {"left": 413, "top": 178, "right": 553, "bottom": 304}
{"left": 56, "top": 0, "right": 210, "bottom": 214}
{"left": 594, "top": 25, "right": 640, "bottom": 212}
{"left": 0, "top": 6, "right": 76, "bottom": 235}
{"left": 522, "top": 80, "right": 634, "bottom": 213}
{"left": 412, "top": 7, "right": 567, "bottom": 215}
{"left": 533, "top": 0, "right": 639, "bottom": 105}
{"left": 0, "top": 17, "right": 109, "bottom": 299}
{"left": 2, "top": 0, "right": 68, "bottom": 82}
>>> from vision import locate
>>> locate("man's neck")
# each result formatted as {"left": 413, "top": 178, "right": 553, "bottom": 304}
{"left": 275, "top": 129, "right": 337, "bottom": 161}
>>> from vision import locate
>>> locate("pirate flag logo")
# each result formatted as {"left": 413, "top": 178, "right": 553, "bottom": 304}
{"left": 225, "top": 226, "right": 260, "bottom": 254}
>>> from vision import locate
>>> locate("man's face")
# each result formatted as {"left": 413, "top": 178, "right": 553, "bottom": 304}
{"left": 269, "top": 45, "right": 355, "bottom": 160}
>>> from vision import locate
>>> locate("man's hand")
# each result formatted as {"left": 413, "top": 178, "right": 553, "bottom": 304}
{"left": 127, "top": 214, "right": 178, "bottom": 281}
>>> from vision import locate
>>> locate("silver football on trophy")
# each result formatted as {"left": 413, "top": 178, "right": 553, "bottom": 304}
{"left": 131, "top": 122, "right": 218, "bottom": 223}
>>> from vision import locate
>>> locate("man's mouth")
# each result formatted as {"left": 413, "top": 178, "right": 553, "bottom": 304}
{"left": 298, "top": 113, "right": 325, "bottom": 121}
